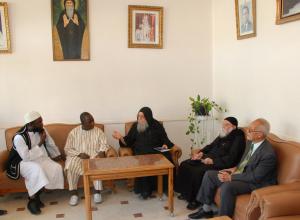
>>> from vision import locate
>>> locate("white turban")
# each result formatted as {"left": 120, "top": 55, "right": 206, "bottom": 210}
{"left": 24, "top": 111, "right": 42, "bottom": 124}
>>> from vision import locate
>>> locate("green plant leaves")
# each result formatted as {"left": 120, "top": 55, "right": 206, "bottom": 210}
{"left": 186, "top": 95, "right": 226, "bottom": 147}
{"left": 188, "top": 95, "right": 225, "bottom": 116}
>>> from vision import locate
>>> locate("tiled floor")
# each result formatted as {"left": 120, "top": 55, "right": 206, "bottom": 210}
{"left": 0, "top": 181, "right": 212, "bottom": 220}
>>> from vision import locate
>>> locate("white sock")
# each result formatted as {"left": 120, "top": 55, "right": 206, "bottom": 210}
{"left": 202, "top": 204, "right": 212, "bottom": 212}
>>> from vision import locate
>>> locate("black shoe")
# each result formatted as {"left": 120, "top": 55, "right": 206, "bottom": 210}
{"left": 177, "top": 194, "right": 186, "bottom": 200}
{"left": 188, "top": 208, "right": 213, "bottom": 219}
{"left": 141, "top": 192, "right": 151, "bottom": 200}
{"left": 186, "top": 201, "right": 201, "bottom": 210}
{"left": 0, "top": 210, "right": 7, "bottom": 216}
{"left": 27, "top": 199, "right": 41, "bottom": 215}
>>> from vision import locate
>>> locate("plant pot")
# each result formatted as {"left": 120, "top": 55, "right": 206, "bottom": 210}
{"left": 195, "top": 105, "right": 209, "bottom": 116}
{"left": 193, "top": 115, "right": 214, "bottom": 149}
{"left": 195, "top": 115, "right": 210, "bottom": 122}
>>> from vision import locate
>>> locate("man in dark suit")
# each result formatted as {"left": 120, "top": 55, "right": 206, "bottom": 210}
{"left": 188, "top": 118, "right": 277, "bottom": 219}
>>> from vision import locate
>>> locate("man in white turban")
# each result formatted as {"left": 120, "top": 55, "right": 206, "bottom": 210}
{"left": 6, "top": 111, "right": 64, "bottom": 215}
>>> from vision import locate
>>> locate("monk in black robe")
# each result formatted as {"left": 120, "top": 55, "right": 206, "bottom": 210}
{"left": 175, "top": 117, "right": 245, "bottom": 210}
{"left": 113, "top": 107, "right": 174, "bottom": 199}
{"left": 56, "top": 0, "right": 85, "bottom": 59}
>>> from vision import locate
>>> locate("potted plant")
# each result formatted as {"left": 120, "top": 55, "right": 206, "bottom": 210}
{"left": 186, "top": 95, "right": 226, "bottom": 148}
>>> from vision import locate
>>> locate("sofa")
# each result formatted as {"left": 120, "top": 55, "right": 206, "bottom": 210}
{"left": 213, "top": 132, "right": 300, "bottom": 220}
{"left": 0, "top": 123, "right": 118, "bottom": 195}
{"left": 118, "top": 121, "right": 182, "bottom": 189}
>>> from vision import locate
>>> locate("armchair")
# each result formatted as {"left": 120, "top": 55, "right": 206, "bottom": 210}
{"left": 259, "top": 190, "right": 300, "bottom": 220}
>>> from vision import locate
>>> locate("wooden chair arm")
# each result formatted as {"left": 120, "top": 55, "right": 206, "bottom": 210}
{"left": 118, "top": 147, "right": 133, "bottom": 157}
{"left": 246, "top": 182, "right": 300, "bottom": 220}
{"left": 106, "top": 146, "right": 118, "bottom": 157}
{"left": 259, "top": 190, "right": 300, "bottom": 219}
{"left": 170, "top": 145, "right": 182, "bottom": 170}
{"left": 0, "top": 150, "right": 9, "bottom": 172}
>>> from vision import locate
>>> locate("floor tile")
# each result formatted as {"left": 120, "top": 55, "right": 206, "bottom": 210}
{"left": 0, "top": 180, "right": 200, "bottom": 220}
{"left": 56, "top": 213, "right": 65, "bottom": 218}
{"left": 133, "top": 213, "right": 143, "bottom": 218}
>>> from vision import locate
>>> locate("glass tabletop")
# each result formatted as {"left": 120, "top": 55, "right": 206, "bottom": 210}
{"left": 87, "top": 154, "right": 173, "bottom": 172}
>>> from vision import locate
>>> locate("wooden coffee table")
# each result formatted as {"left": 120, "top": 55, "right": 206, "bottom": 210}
{"left": 83, "top": 154, "right": 175, "bottom": 220}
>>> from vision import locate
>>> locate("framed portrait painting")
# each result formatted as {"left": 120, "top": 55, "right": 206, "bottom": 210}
{"left": 51, "top": 0, "right": 90, "bottom": 61}
{"left": 0, "top": 2, "right": 11, "bottom": 53}
{"left": 128, "top": 5, "right": 163, "bottom": 49}
{"left": 235, "top": 0, "right": 256, "bottom": 40}
{"left": 276, "top": 0, "right": 300, "bottom": 24}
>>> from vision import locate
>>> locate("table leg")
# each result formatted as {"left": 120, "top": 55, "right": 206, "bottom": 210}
{"left": 157, "top": 175, "right": 163, "bottom": 200}
{"left": 84, "top": 175, "right": 92, "bottom": 220}
{"left": 168, "top": 168, "right": 174, "bottom": 217}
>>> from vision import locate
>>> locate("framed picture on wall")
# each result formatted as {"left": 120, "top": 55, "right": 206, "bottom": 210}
{"left": 276, "top": 0, "right": 300, "bottom": 24}
{"left": 235, "top": 0, "right": 256, "bottom": 40}
{"left": 0, "top": 2, "right": 11, "bottom": 53}
{"left": 51, "top": 0, "right": 90, "bottom": 61}
{"left": 128, "top": 5, "right": 163, "bottom": 49}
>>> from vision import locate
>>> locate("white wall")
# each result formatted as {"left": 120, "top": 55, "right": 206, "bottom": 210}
{"left": 0, "top": 0, "right": 213, "bottom": 160}
{"left": 212, "top": 0, "right": 300, "bottom": 141}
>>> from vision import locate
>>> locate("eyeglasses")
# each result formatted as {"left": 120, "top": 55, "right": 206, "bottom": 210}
{"left": 247, "top": 129, "right": 263, "bottom": 134}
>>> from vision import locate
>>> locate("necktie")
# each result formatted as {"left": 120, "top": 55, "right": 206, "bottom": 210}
{"left": 235, "top": 143, "right": 254, "bottom": 174}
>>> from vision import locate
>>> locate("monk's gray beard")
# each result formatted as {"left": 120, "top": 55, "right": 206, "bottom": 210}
{"left": 137, "top": 121, "right": 149, "bottom": 133}
{"left": 219, "top": 127, "right": 233, "bottom": 138}
{"left": 66, "top": 7, "right": 74, "bottom": 19}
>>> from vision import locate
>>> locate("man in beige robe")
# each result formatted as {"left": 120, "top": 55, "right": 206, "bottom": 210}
{"left": 64, "top": 112, "right": 109, "bottom": 206}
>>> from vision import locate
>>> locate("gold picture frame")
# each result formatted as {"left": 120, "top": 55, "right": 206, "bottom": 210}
{"left": 276, "top": 0, "right": 300, "bottom": 25}
{"left": 51, "top": 0, "right": 90, "bottom": 61}
{"left": 0, "top": 2, "right": 11, "bottom": 53}
{"left": 235, "top": 0, "right": 256, "bottom": 40}
{"left": 128, "top": 5, "right": 163, "bottom": 49}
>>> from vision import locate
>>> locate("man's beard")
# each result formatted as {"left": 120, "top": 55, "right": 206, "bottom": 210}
{"left": 137, "top": 121, "right": 149, "bottom": 133}
{"left": 66, "top": 6, "right": 74, "bottom": 19}
{"left": 219, "top": 127, "right": 234, "bottom": 138}
{"left": 31, "top": 127, "right": 44, "bottom": 133}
